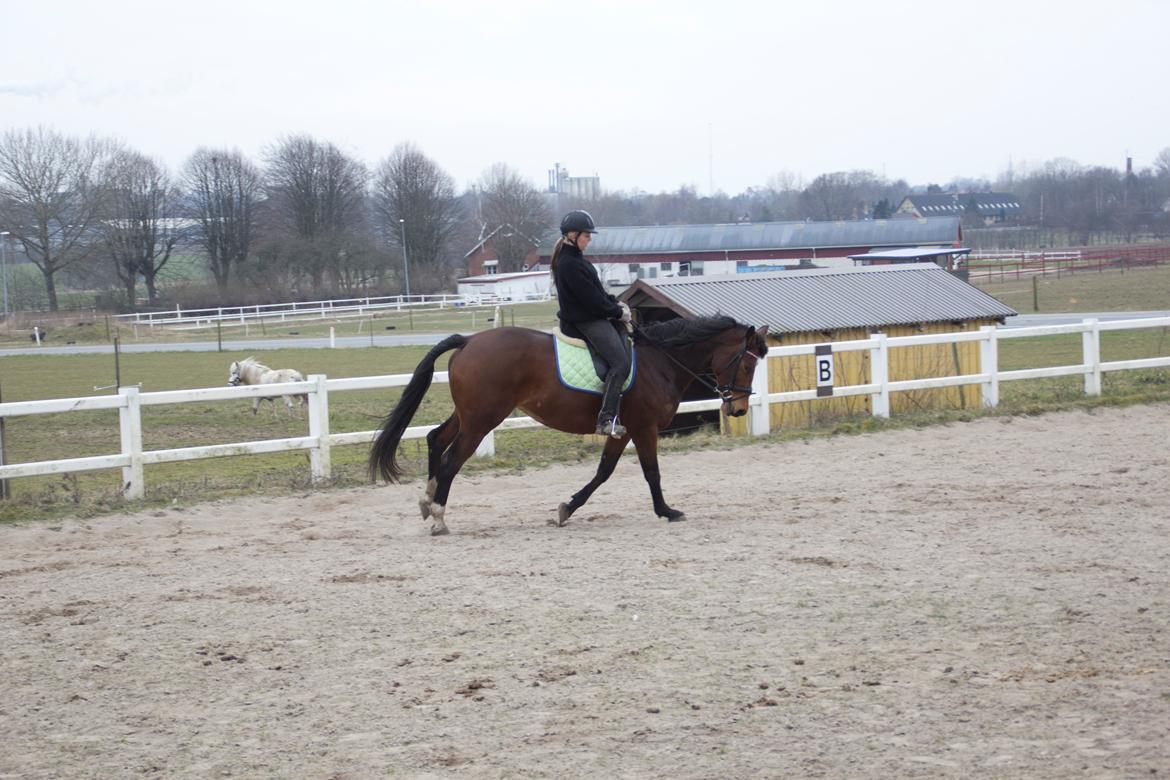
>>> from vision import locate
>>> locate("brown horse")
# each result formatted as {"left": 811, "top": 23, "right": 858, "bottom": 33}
{"left": 369, "top": 315, "right": 769, "bottom": 535}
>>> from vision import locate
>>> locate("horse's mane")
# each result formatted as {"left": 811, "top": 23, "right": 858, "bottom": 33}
{"left": 635, "top": 315, "right": 740, "bottom": 348}
{"left": 240, "top": 356, "right": 270, "bottom": 371}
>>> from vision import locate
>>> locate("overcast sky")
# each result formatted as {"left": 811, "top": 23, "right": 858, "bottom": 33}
{"left": 2, "top": 0, "right": 1167, "bottom": 196}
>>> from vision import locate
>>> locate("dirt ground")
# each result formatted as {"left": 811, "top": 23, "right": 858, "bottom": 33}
{"left": 1, "top": 404, "right": 1168, "bottom": 779}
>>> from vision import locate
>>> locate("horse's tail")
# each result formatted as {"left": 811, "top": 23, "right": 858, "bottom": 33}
{"left": 369, "top": 334, "right": 469, "bottom": 483}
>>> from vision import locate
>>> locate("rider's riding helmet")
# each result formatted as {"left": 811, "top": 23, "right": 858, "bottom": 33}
{"left": 560, "top": 210, "right": 598, "bottom": 235}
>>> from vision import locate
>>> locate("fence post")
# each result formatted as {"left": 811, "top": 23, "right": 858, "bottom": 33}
{"left": 979, "top": 325, "right": 999, "bottom": 409}
{"left": 307, "top": 374, "right": 331, "bottom": 483}
{"left": 118, "top": 386, "right": 144, "bottom": 499}
{"left": 1082, "top": 319, "right": 1102, "bottom": 396}
{"left": 475, "top": 428, "right": 496, "bottom": 458}
{"left": 870, "top": 334, "right": 890, "bottom": 418}
{"left": 749, "top": 352, "right": 771, "bottom": 436}
{"left": 0, "top": 382, "right": 9, "bottom": 499}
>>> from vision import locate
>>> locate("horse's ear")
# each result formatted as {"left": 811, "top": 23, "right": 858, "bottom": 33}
{"left": 747, "top": 325, "right": 769, "bottom": 353}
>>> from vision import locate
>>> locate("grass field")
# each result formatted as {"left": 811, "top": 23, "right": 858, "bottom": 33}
{"left": 0, "top": 300, "right": 560, "bottom": 348}
{"left": 4, "top": 262, "right": 1168, "bottom": 349}
{"left": 971, "top": 262, "right": 1170, "bottom": 313}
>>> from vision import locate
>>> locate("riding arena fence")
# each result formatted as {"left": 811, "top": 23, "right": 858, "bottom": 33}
{"left": 112, "top": 291, "right": 550, "bottom": 330}
{"left": 966, "top": 244, "right": 1170, "bottom": 283}
{"left": 2, "top": 316, "right": 1168, "bottom": 500}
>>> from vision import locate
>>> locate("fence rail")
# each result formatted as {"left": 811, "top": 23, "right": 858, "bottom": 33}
{"left": 2, "top": 317, "right": 1169, "bottom": 497}
{"left": 115, "top": 291, "right": 550, "bottom": 329}
{"left": 967, "top": 244, "right": 1170, "bottom": 282}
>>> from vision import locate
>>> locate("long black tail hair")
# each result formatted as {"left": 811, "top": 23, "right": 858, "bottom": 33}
{"left": 368, "top": 334, "right": 468, "bottom": 483}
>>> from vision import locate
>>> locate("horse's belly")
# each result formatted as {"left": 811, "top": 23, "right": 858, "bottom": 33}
{"left": 516, "top": 399, "right": 597, "bottom": 436}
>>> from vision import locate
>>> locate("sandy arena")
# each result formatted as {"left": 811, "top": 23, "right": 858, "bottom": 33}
{"left": 1, "top": 404, "right": 1168, "bottom": 778}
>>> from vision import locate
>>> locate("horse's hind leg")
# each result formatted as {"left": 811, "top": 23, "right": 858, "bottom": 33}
{"left": 420, "top": 415, "right": 459, "bottom": 519}
{"left": 556, "top": 435, "right": 628, "bottom": 527}
{"left": 428, "top": 415, "right": 506, "bottom": 536}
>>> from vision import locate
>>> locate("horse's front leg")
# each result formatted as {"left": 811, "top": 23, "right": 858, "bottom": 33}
{"left": 556, "top": 435, "right": 627, "bottom": 526}
{"left": 631, "top": 428, "right": 685, "bottom": 522}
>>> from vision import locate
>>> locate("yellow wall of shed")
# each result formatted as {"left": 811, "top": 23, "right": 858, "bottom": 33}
{"left": 724, "top": 320, "right": 994, "bottom": 435}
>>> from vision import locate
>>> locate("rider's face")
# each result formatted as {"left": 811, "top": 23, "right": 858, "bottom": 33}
{"left": 574, "top": 231, "right": 592, "bottom": 249}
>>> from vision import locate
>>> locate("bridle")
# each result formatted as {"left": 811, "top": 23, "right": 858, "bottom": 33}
{"left": 713, "top": 342, "right": 762, "bottom": 403}
{"left": 634, "top": 323, "right": 762, "bottom": 404}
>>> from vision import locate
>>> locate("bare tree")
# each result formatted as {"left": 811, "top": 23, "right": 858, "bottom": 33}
{"left": 478, "top": 163, "right": 552, "bottom": 273}
{"left": 183, "top": 148, "right": 262, "bottom": 300}
{"left": 372, "top": 143, "right": 462, "bottom": 292}
{"left": 799, "top": 170, "right": 890, "bottom": 221}
{"left": 1155, "top": 147, "right": 1170, "bottom": 178}
{"left": 100, "top": 151, "right": 184, "bottom": 309}
{"left": 262, "top": 135, "right": 368, "bottom": 294}
{"left": 0, "top": 127, "right": 115, "bottom": 310}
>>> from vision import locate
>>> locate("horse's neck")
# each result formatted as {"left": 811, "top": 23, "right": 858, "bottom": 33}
{"left": 645, "top": 340, "right": 719, "bottom": 389}
{"left": 245, "top": 364, "right": 270, "bottom": 383}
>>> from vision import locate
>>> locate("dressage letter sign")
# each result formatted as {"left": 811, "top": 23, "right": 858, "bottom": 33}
{"left": 815, "top": 344, "right": 834, "bottom": 397}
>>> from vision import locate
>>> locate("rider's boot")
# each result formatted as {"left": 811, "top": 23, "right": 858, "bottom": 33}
{"left": 595, "top": 373, "right": 627, "bottom": 439}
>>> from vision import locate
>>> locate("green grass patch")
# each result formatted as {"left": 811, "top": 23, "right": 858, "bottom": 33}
{"left": 974, "top": 263, "right": 1170, "bottom": 313}
{"left": 0, "top": 300, "right": 562, "bottom": 348}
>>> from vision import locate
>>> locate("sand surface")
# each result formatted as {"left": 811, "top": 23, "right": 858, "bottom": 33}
{"left": 2, "top": 405, "right": 1168, "bottom": 778}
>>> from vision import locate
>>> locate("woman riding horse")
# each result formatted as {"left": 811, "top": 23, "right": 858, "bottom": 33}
{"left": 551, "top": 209, "right": 632, "bottom": 438}
{"left": 369, "top": 308, "right": 769, "bottom": 535}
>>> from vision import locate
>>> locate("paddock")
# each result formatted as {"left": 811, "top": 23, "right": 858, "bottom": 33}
{"left": 1, "top": 405, "right": 1167, "bottom": 777}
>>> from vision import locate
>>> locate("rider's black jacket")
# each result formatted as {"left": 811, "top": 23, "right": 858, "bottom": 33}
{"left": 553, "top": 242, "right": 622, "bottom": 338}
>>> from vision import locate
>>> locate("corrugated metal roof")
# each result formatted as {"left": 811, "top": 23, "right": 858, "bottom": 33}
{"left": 537, "top": 217, "right": 960, "bottom": 257}
{"left": 622, "top": 264, "right": 1016, "bottom": 333}
{"left": 848, "top": 247, "right": 971, "bottom": 260}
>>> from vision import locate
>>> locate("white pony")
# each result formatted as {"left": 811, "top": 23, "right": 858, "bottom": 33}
{"left": 227, "top": 357, "right": 308, "bottom": 417}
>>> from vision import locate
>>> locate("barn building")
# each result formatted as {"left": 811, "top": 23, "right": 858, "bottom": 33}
{"left": 619, "top": 264, "right": 1016, "bottom": 432}
{"left": 895, "top": 193, "right": 1022, "bottom": 225}
{"left": 455, "top": 270, "right": 550, "bottom": 301}
{"left": 463, "top": 223, "right": 543, "bottom": 277}
{"left": 849, "top": 246, "right": 972, "bottom": 276}
{"left": 462, "top": 216, "right": 963, "bottom": 282}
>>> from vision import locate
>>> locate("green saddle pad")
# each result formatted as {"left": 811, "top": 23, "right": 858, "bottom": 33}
{"left": 553, "top": 331, "right": 636, "bottom": 396}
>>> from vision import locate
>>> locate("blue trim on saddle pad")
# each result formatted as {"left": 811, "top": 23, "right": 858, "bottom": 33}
{"left": 553, "top": 334, "right": 636, "bottom": 396}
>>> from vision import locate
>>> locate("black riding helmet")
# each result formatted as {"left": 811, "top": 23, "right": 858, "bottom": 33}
{"left": 560, "top": 210, "right": 598, "bottom": 235}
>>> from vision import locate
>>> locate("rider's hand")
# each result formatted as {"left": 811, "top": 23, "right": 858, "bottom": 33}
{"left": 618, "top": 302, "right": 632, "bottom": 324}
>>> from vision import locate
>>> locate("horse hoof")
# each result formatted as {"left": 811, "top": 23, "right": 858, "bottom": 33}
{"left": 666, "top": 511, "right": 687, "bottom": 523}
{"left": 418, "top": 497, "right": 432, "bottom": 519}
{"left": 555, "top": 502, "right": 572, "bottom": 527}
{"left": 430, "top": 524, "right": 449, "bottom": 536}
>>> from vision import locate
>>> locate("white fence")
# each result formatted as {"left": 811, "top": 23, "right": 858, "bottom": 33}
{"left": 2, "top": 317, "right": 1168, "bottom": 499}
{"left": 115, "top": 291, "right": 550, "bottom": 330}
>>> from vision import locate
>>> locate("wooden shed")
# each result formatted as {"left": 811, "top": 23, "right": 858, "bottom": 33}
{"left": 619, "top": 264, "right": 1017, "bottom": 432}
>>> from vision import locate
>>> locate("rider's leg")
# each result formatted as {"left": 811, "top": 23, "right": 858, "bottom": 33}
{"left": 575, "top": 319, "right": 631, "bottom": 438}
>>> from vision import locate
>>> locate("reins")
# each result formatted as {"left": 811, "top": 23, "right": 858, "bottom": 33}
{"left": 632, "top": 323, "right": 761, "bottom": 403}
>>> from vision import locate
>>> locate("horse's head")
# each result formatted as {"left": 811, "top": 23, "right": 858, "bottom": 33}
{"left": 711, "top": 324, "right": 769, "bottom": 417}
{"left": 227, "top": 361, "right": 242, "bottom": 386}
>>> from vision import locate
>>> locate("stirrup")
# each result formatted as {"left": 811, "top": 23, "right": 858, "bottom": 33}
{"left": 596, "top": 416, "right": 626, "bottom": 439}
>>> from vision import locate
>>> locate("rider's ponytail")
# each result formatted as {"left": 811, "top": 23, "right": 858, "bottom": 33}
{"left": 549, "top": 237, "right": 566, "bottom": 283}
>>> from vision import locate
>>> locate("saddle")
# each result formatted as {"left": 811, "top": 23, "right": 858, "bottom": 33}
{"left": 552, "top": 327, "right": 635, "bottom": 396}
